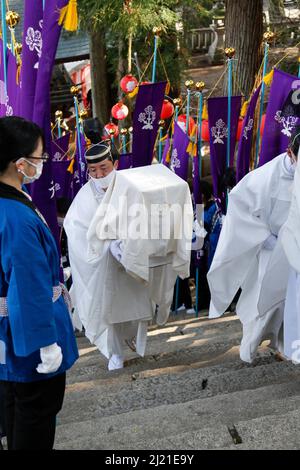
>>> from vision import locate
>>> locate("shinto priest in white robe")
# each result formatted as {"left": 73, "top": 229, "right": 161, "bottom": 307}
{"left": 258, "top": 146, "right": 300, "bottom": 363}
{"left": 65, "top": 164, "right": 194, "bottom": 360}
{"left": 207, "top": 153, "right": 295, "bottom": 363}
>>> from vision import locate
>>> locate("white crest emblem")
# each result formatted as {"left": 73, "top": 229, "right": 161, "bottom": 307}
{"left": 243, "top": 118, "right": 254, "bottom": 140}
{"left": 5, "top": 96, "right": 13, "bottom": 117}
{"left": 170, "top": 148, "right": 181, "bottom": 172}
{"left": 26, "top": 25, "right": 42, "bottom": 69}
{"left": 48, "top": 180, "right": 59, "bottom": 199}
{"left": 53, "top": 152, "right": 63, "bottom": 162}
{"left": 275, "top": 106, "right": 298, "bottom": 138}
{"left": 138, "top": 105, "right": 156, "bottom": 130}
{"left": 211, "top": 119, "right": 228, "bottom": 144}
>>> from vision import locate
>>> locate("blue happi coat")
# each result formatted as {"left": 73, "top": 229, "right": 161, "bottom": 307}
{"left": 0, "top": 182, "right": 78, "bottom": 382}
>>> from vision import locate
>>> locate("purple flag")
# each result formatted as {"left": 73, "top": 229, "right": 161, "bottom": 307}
{"left": 259, "top": 69, "right": 300, "bottom": 166}
{"left": 0, "top": 39, "right": 5, "bottom": 117}
{"left": 30, "top": 0, "right": 69, "bottom": 239}
{"left": 236, "top": 84, "right": 262, "bottom": 182}
{"left": 118, "top": 153, "right": 133, "bottom": 170}
{"left": 132, "top": 81, "right": 166, "bottom": 167}
{"left": 20, "top": 0, "right": 43, "bottom": 121}
{"left": 162, "top": 137, "right": 170, "bottom": 167}
{"left": 169, "top": 122, "right": 190, "bottom": 181}
{"left": 70, "top": 131, "right": 87, "bottom": 199}
{"left": 208, "top": 95, "right": 242, "bottom": 209}
{"left": 51, "top": 133, "right": 70, "bottom": 161}
{"left": 192, "top": 156, "right": 202, "bottom": 205}
{"left": 6, "top": 50, "right": 20, "bottom": 116}
{"left": 52, "top": 159, "right": 73, "bottom": 199}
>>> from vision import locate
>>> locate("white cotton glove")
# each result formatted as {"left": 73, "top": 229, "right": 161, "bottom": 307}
{"left": 109, "top": 239, "right": 124, "bottom": 264}
{"left": 192, "top": 219, "right": 207, "bottom": 251}
{"left": 262, "top": 234, "right": 277, "bottom": 250}
{"left": 36, "top": 343, "right": 63, "bottom": 374}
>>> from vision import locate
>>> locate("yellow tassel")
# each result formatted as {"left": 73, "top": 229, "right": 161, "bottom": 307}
{"left": 16, "top": 61, "right": 21, "bottom": 85}
{"left": 202, "top": 103, "right": 208, "bottom": 120}
{"left": 128, "top": 86, "right": 138, "bottom": 99}
{"left": 165, "top": 81, "right": 170, "bottom": 95}
{"left": 58, "top": 0, "right": 78, "bottom": 32}
{"left": 240, "top": 100, "right": 249, "bottom": 118}
{"left": 67, "top": 158, "right": 75, "bottom": 173}
{"left": 165, "top": 147, "right": 171, "bottom": 163}
{"left": 263, "top": 69, "right": 274, "bottom": 86}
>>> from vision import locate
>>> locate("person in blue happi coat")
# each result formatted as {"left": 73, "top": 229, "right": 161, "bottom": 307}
{"left": 0, "top": 116, "right": 78, "bottom": 450}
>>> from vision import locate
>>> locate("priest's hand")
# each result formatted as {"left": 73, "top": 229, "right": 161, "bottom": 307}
{"left": 36, "top": 343, "right": 63, "bottom": 374}
{"left": 110, "top": 239, "right": 124, "bottom": 264}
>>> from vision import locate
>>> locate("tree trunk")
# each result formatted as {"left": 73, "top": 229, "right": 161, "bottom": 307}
{"left": 89, "top": 30, "right": 110, "bottom": 124}
{"left": 224, "top": 0, "right": 263, "bottom": 97}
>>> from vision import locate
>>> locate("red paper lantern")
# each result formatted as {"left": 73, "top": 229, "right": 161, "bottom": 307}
{"left": 177, "top": 114, "right": 196, "bottom": 134}
{"left": 120, "top": 74, "right": 138, "bottom": 94}
{"left": 104, "top": 122, "right": 119, "bottom": 138}
{"left": 111, "top": 102, "right": 129, "bottom": 120}
{"left": 161, "top": 99, "right": 174, "bottom": 120}
{"left": 201, "top": 119, "right": 210, "bottom": 142}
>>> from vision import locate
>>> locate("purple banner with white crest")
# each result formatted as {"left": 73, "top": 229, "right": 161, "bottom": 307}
{"left": 19, "top": 0, "right": 43, "bottom": 121}
{"left": 208, "top": 95, "right": 242, "bottom": 210}
{"left": 169, "top": 122, "right": 190, "bottom": 181}
{"left": 236, "top": 84, "right": 262, "bottom": 182}
{"left": 118, "top": 152, "right": 133, "bottom": 170}
{"left": 259, "top": 68, "right": 300, "bottom": 167}
{"left": 132, "top": 81, "right": 166, "bottom": 167}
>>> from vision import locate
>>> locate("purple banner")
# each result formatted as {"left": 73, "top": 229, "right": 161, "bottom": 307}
{"left": 259, "top": 68, "right": 299, "bottom": 167}
{"left": 0, "top": 39, "right": 5, "bottom": 117}
{"left": 236, "top": 84, "right": 262, "bottom": 182}
{"left": 193, "top": 156, "right": 202, "bottom": 205}
{"left": 30, "top": 0, "right": 69, "bottom": 240}
{"left": 6, "top": 50, "right": 20, "bottom": 116}
{"left": 169, "top": 122, "right": 190, "bottom": 181}
{"left": 52, "top": 159, "right": 73, "bottom": 199}
{"left": 208, "top": 95, "right": 242, "bottom": 209}
{"left": 51, "top": 133, "right": 70, "bottom": 161}
{"left": 118, "top": 152, "right": 133, "bottom": 170}
{"left": 20, "top": 0, "right": 43, "bottom": 121}
{"left": 132, "top": 81, "right": 166, "bottom": 167}
{"left": 69, "top": 131, "right": 87, "bottom": 199}
{"left": 162, "top": 137, "right": 170, "bottom": 167}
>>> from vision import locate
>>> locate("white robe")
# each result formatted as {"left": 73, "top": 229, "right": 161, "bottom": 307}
{"left": 64, "top": 179, "right": 153, "bottom": 359}
{"left": 207, "top": 153, "right": 294, "bottom": 362}
{"left": 271, "top": 148, "right": 300, "bottom": 362}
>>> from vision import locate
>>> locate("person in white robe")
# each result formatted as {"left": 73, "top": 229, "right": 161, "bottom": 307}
{"left": 259, "top": 128, "right": 300, "bottom": 362}
{"left": 207, "top": 141, "right": 297, "bottom": 363}
{"left": 64, "top": 142, "right": 154, "bottom": 370}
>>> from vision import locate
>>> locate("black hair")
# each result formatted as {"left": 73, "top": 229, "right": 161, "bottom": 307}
{"left": 200, "top": 179, "right": 213, "bottom": 201}
{"left": 220, "top": 167, "right": 236, "bottom": 192}
{"left": 83, "top": 117, "right": 104, "bottom": 145}
{"left": 0, "top": 116, "right": 44, "bottom": 173}
{"left": 290, "top": 125, "right": 300, "bottom": 156}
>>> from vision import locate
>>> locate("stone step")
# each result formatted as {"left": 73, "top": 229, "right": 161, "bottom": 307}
{"left": 69, "top": 314, "right": 243, "bottom": 385}
{"left": 59, "top": 356, "right": 300, "bottom": 425}
{"left": 55, "top": 382, "right": 300, "bottom": 449}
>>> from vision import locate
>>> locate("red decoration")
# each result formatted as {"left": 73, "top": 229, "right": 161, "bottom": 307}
{"left": 111, "top": 102, "right": 129, "bottom": 120}
{"left": 177, "top": 114, "right": 196, "bottom": 134}
{"left": 104, "top": 122, "right": 119, "bottom": 138}
{"left": 120, "top": 74, "right": 138, "bottom": 94}
{"left": 260, "top": 114, "right": 266, "bottom": 136}
{"left": 160, "top": 99, "right": 174, "bottom": 120}
{"left": 140, "top": 81, "right": 151, "bottom": 85}
{"left": 236, "top": 118, "right": 244, "bottom": 141}
{"left": 201, "top": 119, "right": 210, "bottom": 142}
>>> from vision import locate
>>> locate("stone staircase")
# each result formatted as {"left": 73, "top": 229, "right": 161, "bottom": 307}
{"left": 56, "top": 312, "right": 300, "bottom": 450}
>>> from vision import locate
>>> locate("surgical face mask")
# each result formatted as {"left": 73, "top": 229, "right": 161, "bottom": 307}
{"left": 17, "top": 158, "right": 43, "bottom": 184}
{"left": 91, "top": 169, "right": 115, "bottom": 190}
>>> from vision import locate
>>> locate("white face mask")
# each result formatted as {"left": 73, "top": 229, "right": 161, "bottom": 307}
{"left": 91, "top": 169, "right": 116, "bottom": 190}
{"left": 17, "top": 158, "right": 43, "bottom": 184}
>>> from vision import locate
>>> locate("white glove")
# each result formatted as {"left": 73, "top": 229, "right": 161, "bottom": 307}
{"left": 262, "top": 234, "right": 277, "bottom": 250}
{"left": 36, "top": 343, "right": 63, "bottom": 374}
{"left": 192, "top": 220, "right": 207, "bottom": 251}
{"left": 109, "top": 240, "right": 124, "bottom": 264}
